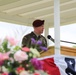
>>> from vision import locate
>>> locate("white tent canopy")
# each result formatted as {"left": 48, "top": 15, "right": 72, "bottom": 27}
{"left": 0, "top": 0, "right": 76, "bottom": 27}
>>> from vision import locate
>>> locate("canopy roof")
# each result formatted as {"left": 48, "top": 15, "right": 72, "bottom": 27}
{"left": 0, "top": 0, "right": 76, "bottom": 27}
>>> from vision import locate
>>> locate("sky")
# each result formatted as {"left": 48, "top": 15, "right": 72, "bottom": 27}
{"left": 0, "top": 21, "right": 76, "bottom": 47}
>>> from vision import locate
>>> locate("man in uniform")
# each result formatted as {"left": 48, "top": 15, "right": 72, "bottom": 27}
{"left": 22, "top": 19, "right": 47, "bottom": 52}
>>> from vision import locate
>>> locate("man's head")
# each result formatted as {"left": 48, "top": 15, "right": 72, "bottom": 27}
{"left": 32, "top": 19, "right": 44, "bottom": 27}
{"left": 32, "top": 19, "right": 45, "bottom": 35}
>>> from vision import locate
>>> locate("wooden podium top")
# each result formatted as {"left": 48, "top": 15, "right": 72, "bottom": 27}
{"left": 40, "top": 46, "right": 76, "bottom": 57}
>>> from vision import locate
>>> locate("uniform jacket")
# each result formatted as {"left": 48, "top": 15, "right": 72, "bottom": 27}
{"left": 22, "top": 32, "right": 47, "bottom": 52}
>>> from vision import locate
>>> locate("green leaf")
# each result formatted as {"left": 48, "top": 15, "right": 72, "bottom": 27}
{"left": 13, "top": 46, "right": 21, "bottom": 51}
{"left": 2, "top": 39, "right": 10, "bottom": 52}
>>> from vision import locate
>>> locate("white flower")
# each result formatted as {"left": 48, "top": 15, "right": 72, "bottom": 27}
{"left": 30, "top": 48, "right": 40, "bottom": 57}
{"left": 2, "top": 66, "right": 9, "bottom": 73}
{"left": 14, "top": 50, "right": 28, "bottom": 63}
{"left": 35, "top": 70, "right": 48, "bottom": 75}
{"left": 20, "top": 71, "right": 29, "bottom": 75}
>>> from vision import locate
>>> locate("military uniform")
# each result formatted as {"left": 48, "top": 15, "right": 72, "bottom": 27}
{"left": 22, "top": 32, "right": 47, "bottom": 52}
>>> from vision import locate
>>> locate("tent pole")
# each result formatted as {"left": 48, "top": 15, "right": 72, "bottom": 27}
{"left": 54, "top": 0, "right": 60, "bottom": 55}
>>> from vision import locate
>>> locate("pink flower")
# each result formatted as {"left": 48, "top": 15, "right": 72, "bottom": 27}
{"left": 2, "top": 72, "right": 8, "bottom": 75}
{"left": 0, "top": 52, "right": 10, "bottom": 66}
{"left": 30, "top": 58, "right": 43, "bottom": 70}
{"left": 22, "top": 47, "right": 30, "bottom": 52}
{"left": 16, "top": 66, "right": 25, "bottom": 74}
{"left": 0, "top": 61, "right": 3, "bottom": 66}
{"left": 33, "top": 72, "right": 41, "bottom": 75}
{"left": 0, "top": 52, "right": 9, "bottom": 61}
{"left": 3, "top": 52, "right": 11, "bottom": 60}
{"left": 0, "top": 53, "right": 3, "bottom": 60}
{"left": 2, "top": 53, "right": 9, "bottom": 60}
{"left": 0, "top": 53, "right": 4, "bottom": 65}
{"left": 14, "top": 50, "right": 28, "bottom": 63}
{"left": 6, "top": 37, "right": 18, "bottom": 45}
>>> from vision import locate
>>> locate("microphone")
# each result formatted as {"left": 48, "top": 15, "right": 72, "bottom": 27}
{"left": 47, "top": 35, "right": 54, "bottom": 42}
{"left": 47, "top": 35, "right": 76, "bottom": 44}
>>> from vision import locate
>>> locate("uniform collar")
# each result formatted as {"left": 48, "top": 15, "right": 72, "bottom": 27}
{"left": 32, "top": 31, "right": 41, "bottom": 37}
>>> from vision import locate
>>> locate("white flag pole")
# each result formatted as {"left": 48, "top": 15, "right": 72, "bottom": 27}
{"left": 54, "top": 0, "right": 60, "bottom": 55}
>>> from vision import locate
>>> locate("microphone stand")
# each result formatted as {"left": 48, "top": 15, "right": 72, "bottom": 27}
{"left": 50, "top": 36, "right": 76, "bottom": 44}
{"left": 40, "top": 35, "right": 76, "bottom": 55}
{"left": 60, "top": 40, "right": 76, "bottom": 44}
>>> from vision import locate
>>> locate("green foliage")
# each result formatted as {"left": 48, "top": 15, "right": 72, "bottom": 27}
{"left": 13, "top": 46, "right": 21, "bottom": 51}
{"left": 0, "top": 39, "right": 10, "bottom": 52}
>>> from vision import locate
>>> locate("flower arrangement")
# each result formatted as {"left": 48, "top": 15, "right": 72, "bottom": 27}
{"left": 0, "top": 37, "right": 48, "bottom": 75}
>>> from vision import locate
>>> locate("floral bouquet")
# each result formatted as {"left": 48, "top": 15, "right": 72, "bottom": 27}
{"left": 0, "top": 37, "right": 48, "bottom": 75}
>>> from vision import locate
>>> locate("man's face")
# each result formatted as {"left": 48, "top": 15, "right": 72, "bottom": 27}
{"left": 34, "top": 25, "right": 44, "bottom": 34}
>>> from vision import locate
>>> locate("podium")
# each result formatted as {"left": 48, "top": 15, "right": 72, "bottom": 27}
{"left": 40, "top": 46, "right": 76, "bottom": 57}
